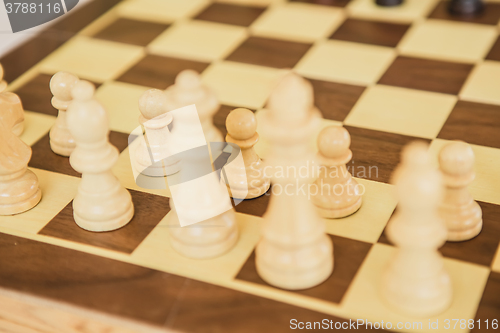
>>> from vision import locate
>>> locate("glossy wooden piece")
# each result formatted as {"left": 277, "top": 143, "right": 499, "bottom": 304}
{"left": 67, "top": 81, "right": 134, "bottom": 232}
{"left": 0, "top": 92, "right": 41, "bottom": 215}
{"left": 439, "top": 141, "right": 482, "bottom": 241}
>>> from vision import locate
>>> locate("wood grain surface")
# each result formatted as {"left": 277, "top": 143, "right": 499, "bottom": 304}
{"left": 330, "top": 18, "right": 409, "bottom": 47}
{"left": 93, "top": 18, "right": 170, "bottom": 46}
{"left": 195, "top": 3, "right": 265, "bottom": 27}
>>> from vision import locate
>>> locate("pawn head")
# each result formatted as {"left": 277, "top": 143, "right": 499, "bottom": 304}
{"left": 439, "top": 141, "right": 475, "bottom": 176}
{"left": 401, "top": 141, "right": 430, "bottom": 167}
{"left": 226, "top": 108, "right": 257, "bottom": 140}
{"left": 139, "top": 89, "right": 168, "bottom": 120}
{"left": 71, "top": 80, "right": 95, "bottom": 102}
{"left": 50, "top": 72, "right": 79, "bottom": 101}
{"left": 175, "top": 70, "right": 201, "bottom": 90}
{"left": 317, "top": 126, "right": 350, "bottom": 159}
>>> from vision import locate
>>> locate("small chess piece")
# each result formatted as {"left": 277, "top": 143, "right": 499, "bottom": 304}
{"left": 49, "top": 72, "right": 79, "bottom": 156}
{"left": 439, "top": 141, "right": 482, "bottom": 241}
{"left": 382, "top": 141, "right": 452, "bottom": 317}
{"left": 1, "top": 64, "right": 25, "bottom": 137}
{"left": 256, "top": 72, "right": 333, "bottom": 290}
{"left": 67, "top": 81, "right": 134, "bottom": 232}
{"left": 134, "top": 89, "right": 179, "bottom": 177}
{"left": 449, "top": 0, "right": 484, "bottom": 16}
{"left": 224, "top": 108, "right": 270, "bottom": 199}
{"left": 312, "top": 126, "right": 362, "bottom": 218}
{"left": 0, "top": 92, "right": 41, "bottom": 215}
{"left": 376, "top": 0, "right": 404, "bottom": 6}
{"left": 165, "top": 70, "right": 223, "bottom": 143}
{"left": 0, "top": 64, "right": 7, "bottom": 93}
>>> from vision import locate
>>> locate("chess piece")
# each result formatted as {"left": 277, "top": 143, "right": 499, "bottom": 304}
{"left": 0, "top": 92, "right": 41, "bottom": 215}
{"left": 311, "top": 126, "right": 362, "bottom": 218}
{"left": 376, "top": 0, "right": 404, "bottom": 6}
{"left": 449, "top": 0, "right": 484, "bottom": 16}
{"left": 134, "top": 89, "right": 179, "bottom": 177}
{"left": 1, "top": 64, "right": 24, "bottom": 137}
{"left": 224, "top": 108, "right": 270, "bottom": 199}
{"left": 439, "top": 141, "right": 482, "bottom": 241}
{"left": 0, "top": 64, "right": 7, "bottom": 93}
{"left": 67, "top": 81, "right": 134, "bottom": 232}
{"left": 255, "top": 73, "right": 333, "bottom": 290}
{"left": 165, "top": 70, "right": 223, "bottom": 143}
{"left": 382, "top": 141, "right": 452, "bottom": 317}
{"left": 49, "top": 72, "right": 79, "bottom": 156}
{"left": 167, "top": 107, "right": 238, "bottom": 259}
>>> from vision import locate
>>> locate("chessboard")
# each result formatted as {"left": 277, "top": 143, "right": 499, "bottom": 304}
{"left": 0, "top": 0, "right": 499, "bottom": 332}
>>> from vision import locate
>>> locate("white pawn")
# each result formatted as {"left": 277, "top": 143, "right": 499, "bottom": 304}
{"left": 165, "top": 70, "right": 222, "bottom": 143}
{"left": 439, "top": 141, "right": 482, "bottom": 241}
{"left": 312, "top": 126, "right": 362, "bottom": 218}
{"left": 134, "top": 89, "right": 179, "bottom": 177}
{"left": 67, "top": 81, "right": 134, "bottom": 232}
{"left": 49, "top": 72, "right": 79, "bottom": 156}
{"left": 224, "top": 108, "right": 270, "bottom": 199}
{"left": 256, "top": 72, "right": 333, "bottom": 290}
{"left": 1, "top": 64, "right": 24, "bottom": 137}
{"left": 382, "top": 141, "right": 452, "bottom": 317}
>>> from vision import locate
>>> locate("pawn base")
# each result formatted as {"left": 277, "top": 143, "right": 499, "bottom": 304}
{"left": 0, "top": 189, "right": 41, "bottom": 215}
{"left": 74, "top": 203, "right": 134, "bottom": 232}
{"left": 50, "top": 140, "right": 75, "bottom": 157}
{"left": 316, "top": 196, "right": 362, "bottom": 219}
{"left": 226, "top": 179, "right": 271, "bottom": 200}
{"left": 170, "top": 227, "right": 239, "bottom": 259}
{"left": 448, "top": 219, "right": 483, "bottom": 242}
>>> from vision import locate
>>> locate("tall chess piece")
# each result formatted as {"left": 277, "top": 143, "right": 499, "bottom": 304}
{"left": 134, "top": 89, "right": 179, "bottom": 177}
{"left": 376, "top": 0, "right": 404, "bottom": 7}
{"left": 167, "top": 107, "right": 238, "bottom": 259}
{"left": 49, "top": 72, "right": 79, "bottom": 156}
{"left": 224, "top": 108, "right": 270, "bottom": 199}
{"left": 1, "top": 64, "right": 24, "bottom": 137}
{"left": 67, "top": 81, "right": 134, "bottom": 232}
{"left": 165, "top": 70, "right": 223, "bottom": 143}
{"left": 255, "top": 73, "right": 333, "bottom": 290}
{"left": 0, "top": 64, "right": 7, "bottom": 93}
{"left": 439, "top": 141, "right": 482, "bottom": 241}
{"left": 382, "top": 142, "right": 452, "bottom": 317}
{"left": 0, "top": 92, "right": 41, "bottom": 215}
{"left": 312, "top": 126, "right": 362, "bottom": 218}
{"left": 449, "top": 0, "right": 484, "bottom": 16}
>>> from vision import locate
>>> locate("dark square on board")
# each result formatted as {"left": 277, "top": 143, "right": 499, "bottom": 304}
{"left": 486, "top": 36, "right": 500, "bottom": 61}
{"left": 117, "top": 55, "right": 210, "bottom": 90}
{"left": 330, "top": 18, "right": 410, "bottom": 48}
{"left": 226, "top": 36, "right": 312, "bottom": 69}
{"left": 39, "top": 189, "right": 170, "bottom": 254}
{"left": 195, "top": 3, "right": 265, "bottom": 27}
{"left": 473, "top": 272, "right": 500, "bottom": 332}
{"left": 93, "top": 18, "right": 170, "bottom": 46}
{"left": 429, "top": 1, "right": 500, "bottom": 25}
{"left": 378, "top": 56, "right": 473, "bottom": 95}
{"left": 438, "top": 100, "right": 500, "bottom": 149}
{"left": 289, "top": 0, "right": 351, "bottom": 7}
{"left": 236, "top": 234, "right": 372, "bottom": 304}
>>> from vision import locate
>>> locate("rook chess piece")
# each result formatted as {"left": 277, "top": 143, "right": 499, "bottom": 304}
{"left": 165, "top": 70, "right": 223, "bottom": 143}
{"left": 255, "top": 73, "right": 333, "bottom": 290}
{"left": 67, "top": 81, "right": 134, "bottom": 232}
{"left": 382, "top": 141, "right": 452, "bottom": 317}
{"left": 49, "top": 72, "right": 79, "bottom": 156}
{"left": 224, "top": 108, "right": 270, "bottom": 199}
{"left": 449, "top": 0, "right": 484, "bottom": 16}
{"left": 312, "top": 126, "right": 362, "bottom": 218}
{"left": 439, "top": 141, "right": 482, "bottom": 241}
{"left": 0, "top": 92, "right": 41, "bottom": 215}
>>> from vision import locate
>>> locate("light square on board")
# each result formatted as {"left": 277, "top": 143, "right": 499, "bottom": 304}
{"left": 0, "top": 168, "right": 79, "bottom": 235}
{"left": 295, "top": 40, "right": 396, "bottom": 86}
{"left": 347, "top": 0, "right": 439, "bottom": 23}
{"left": 94, "top": 81, "right": 151, "bottom": 134}
{"left": 398, "top": 19, "right": 497, "bottom": 63}
{"left": 249, "top": 2, "right": 345, "bottom": 43}
{"left": 201, "top": 61, "right": 283, "bottom": 109}
{"left": 460, "top": 61, "right": 500, "bottom": 106}
{"left": 148, "top": 20, "right": 248, "bottom": 63}
{"left": 20, "top": 111, "right": 55, "bottom": 146}
{"left": 344, "top": 85, "right": 456, "bottom": 139}
{"left": 38, "top": 36, "right": 145, "bottom": 83}
{"left": 341, "top": 243, "right": 490, "bottom": 333}
{"left": 116, "top": 0, "right": 210, "bottom": 24}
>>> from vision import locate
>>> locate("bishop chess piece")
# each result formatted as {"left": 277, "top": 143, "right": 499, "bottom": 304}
{"left": 0, "top": 92, "right": 41, "bottom": 215}
{"left": 224, "top": 108, "right": 270, "bottom": 199}
{"left": 382, "top": 142, "right": 452, "bottom": 317}
{"left": 49, "top": 72, "right": 79, "bottom": 156}
{"left": 439, "top": 141, "right": 482, "bottom": 241}
{"left": 165, "top": 70, "right": 223, "bottom": 144}
{"left": 134, "top": 89, "right": 179, "bottom": 177}
{"left": 312, "top": 126, "right": 362, "bottom": 218}
{"left": 1, "top": 64, "right": 24, "bottom": 137}
{"left": 449, "top": 0, "right": 484, "bottom": 16}
{"left": 67, "top": 81, "right": 134, "bottom": 232}
{"left": 376, "top": 0, "right": 404, "bottom": 7}
{"left": 255, "top": 73, "right": 333, "bottom": 290}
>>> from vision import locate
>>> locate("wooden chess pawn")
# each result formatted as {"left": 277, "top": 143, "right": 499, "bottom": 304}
{"left": 224, "top": 108, "right": 270, "bottom": 199}
{"left": 49, "top": 72, "right": 79, "bottom": 156}
{"left": 1, "top": 64, "right": 24, "bottom": 136}
{"left": 67, "top": 81, "right": 134, "bottom": 232}
{"left": 439, "top": 141, "right": 482, "bottom": 241}
{"left": 134, "top": 89, "right": 179, "bottom": 177}
{"left": 165, "top": 70, "right": 222, "bottom": 143}
{"left": 0, "top": 92, "right": 41, "bottom": 215}
{"left": 312, "top": 126, "right": 362, "bottom": 218}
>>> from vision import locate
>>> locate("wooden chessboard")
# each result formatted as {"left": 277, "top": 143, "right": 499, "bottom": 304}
{"left": 1, "top": 0, "right": 499, "bottom": 332}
